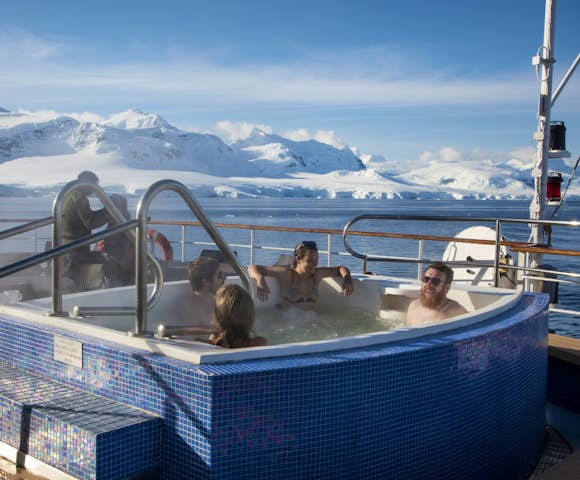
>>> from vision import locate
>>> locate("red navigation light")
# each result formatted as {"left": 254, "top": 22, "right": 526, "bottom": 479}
{"left": 547, "top": 172, "right": 563, "bottom": 202}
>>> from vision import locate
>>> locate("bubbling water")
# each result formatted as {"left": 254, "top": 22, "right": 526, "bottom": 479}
{"left": 254, "top": 306, "right": 401, "bottom": 345}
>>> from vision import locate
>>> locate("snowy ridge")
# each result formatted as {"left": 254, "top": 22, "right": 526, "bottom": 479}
{"left": 0, "top": 107, "right": 575, "bottom": 199}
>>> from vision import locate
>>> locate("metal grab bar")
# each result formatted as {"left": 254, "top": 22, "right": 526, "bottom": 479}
{"left": 0, "top": 216, "right": 54, "bottom": 242}
{"left": 135, "top": 179, "right": 251, "bottom": 336}
{"left": 51, "top": 179, "right": 164, "bottom": 318}
{"left": 343, "top": 213, "right": 580, "bottom": 291}
{"left": 0, "top": 220, "right": 136, "bottom": 279}
{"left": 343, "top": 214, "right": 507, "bottom": 283}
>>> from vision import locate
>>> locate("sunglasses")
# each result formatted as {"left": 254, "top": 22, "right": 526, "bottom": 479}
{"left": 422, "top": 275, "right": 443, "bottom": 287}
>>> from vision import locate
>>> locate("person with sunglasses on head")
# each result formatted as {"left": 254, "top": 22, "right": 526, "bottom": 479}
{"left": 406, "top": 262, "right": 467, "bottom": 327}
{"left": 248, "top": 240, "right": 354, "bottom": 310}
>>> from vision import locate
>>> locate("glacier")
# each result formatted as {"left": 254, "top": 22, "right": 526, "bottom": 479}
{"left": 0, "top": 107, "right": 576, "bottom": 200}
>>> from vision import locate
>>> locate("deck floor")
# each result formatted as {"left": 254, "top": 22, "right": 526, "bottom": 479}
{"left": 0, "top": 458, "right": 47, "bottom": 480}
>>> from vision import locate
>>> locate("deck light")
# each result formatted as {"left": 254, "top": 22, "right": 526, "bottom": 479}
{"left": 549, "top": 121, "right": 566, "bottom": 151}
{"left": 546, "top": 171, "right": 563, "bottom": 203}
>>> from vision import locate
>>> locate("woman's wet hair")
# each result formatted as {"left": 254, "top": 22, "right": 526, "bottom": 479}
{"left": 293, "top": 240, "right": 318, "bottom": 267}
{"left": 187, "top": 257, "right": 220, "bottom": 291}
{"left": 212, "top": 284, "right": 255, "bottom": 348}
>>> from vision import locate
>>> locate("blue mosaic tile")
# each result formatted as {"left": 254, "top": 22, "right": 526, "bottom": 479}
{"left": 0, "top": 364, "right": 160, "bottom": 480}
{"left": 0, "top": 292, "right": 549, "bottom": 479}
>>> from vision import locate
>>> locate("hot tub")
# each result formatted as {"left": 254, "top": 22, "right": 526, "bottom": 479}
{"left": 0, "top": 274, "right": 549, "bottom": 479}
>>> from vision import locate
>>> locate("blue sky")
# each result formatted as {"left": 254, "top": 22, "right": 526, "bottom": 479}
{"left": 2, "top": 0, "right": 579, "bottom": 166}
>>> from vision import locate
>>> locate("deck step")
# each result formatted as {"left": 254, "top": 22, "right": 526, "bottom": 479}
{"left": 0, "top": 364, "right": 160, "bottom": 480}
{"left": 549, "top": 333, "right": 580, "bottom": 367}
{"left": 533, "top": 449, "right": 580, "bottom": 480}
{"left": 548, "top": 334, "right": 580, "bottom": 413}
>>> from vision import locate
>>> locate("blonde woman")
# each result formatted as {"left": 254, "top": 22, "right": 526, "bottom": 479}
{"left": 207, "top": 285, "right": 267, "bottom": 348}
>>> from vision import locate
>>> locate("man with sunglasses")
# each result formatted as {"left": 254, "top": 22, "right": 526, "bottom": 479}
{"left": 406, "top": 262, "right": 467, "bottom": 326}
{"left": 248, "top": 240, "right": 354, "bottom": 310}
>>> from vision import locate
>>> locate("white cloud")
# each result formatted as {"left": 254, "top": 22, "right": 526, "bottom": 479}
{"left": 0, "top": 26, "right": 64, "bottom": 61}
{"left": 439, "top": 147, "right": 462, "bottom": 162}
{"left": 283, "top": 128, "right": 346, "bottom": 148}
{"left": 16, "top": 109, "right": 104, "bottom": 124}
{"left": 418, "top": 147, "right": 520, "bottom": 165}
{"left": 506, "top": 146, "right": 535, "bottom": 169}
{"left": 213, "top": 121, "right": 273, "bottom": 142}
{"left": 411, "top": 146, "right": 541, "bottom": 175}
{"left": 0, "top": 27, "right": 540, "bottom": 110}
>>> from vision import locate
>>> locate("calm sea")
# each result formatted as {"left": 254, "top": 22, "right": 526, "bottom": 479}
{"left": 1, "top": 195, "right": 579, "bottom": 337}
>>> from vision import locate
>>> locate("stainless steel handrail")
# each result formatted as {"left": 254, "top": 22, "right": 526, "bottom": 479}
{"left": 0, "top": 220, "right": 136, "bottom": 279}
{"left": 50, "top": 180, "right": 164, "bottom": 318}
{"left": 4, "top": 205, "right": 580, "bottom": 321}
{"left": 135, "top": 179, "right": 251, "bottom": 336}
{"left": 343, "top": 213, "right": 580, "bottom": 291}
{"left": 342, "top": 215, "right": 509, "bottom": 281}
{"left": 0, "top": 217, "right": 54, "bottom": 242}
{"left": 0, "top": 182, "right": 164, "bottom": 320}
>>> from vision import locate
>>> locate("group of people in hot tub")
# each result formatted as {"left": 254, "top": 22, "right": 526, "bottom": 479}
{"left": 186, "top": 240, "right": 354, "bottom": 348}
{"left": 187, "top": 241, "right": 466, "bottom": 349}
{"left": 63, "top": 171, "right": 466, "bottom": 348}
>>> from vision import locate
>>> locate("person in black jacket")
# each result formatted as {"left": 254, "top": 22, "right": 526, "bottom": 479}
{"left": 98, "top": 193, "right": 135, "bottom": 286}
{"left": 61, "top": 171, "right": 109, "bottom": 287}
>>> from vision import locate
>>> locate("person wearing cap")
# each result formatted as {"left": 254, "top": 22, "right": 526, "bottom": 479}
{"left": 248, "top": 240, "right": 353, "bottom": 310}
{"left": 406, "top": 262, "right": 467, "bottom": 326}
{"left": 61, "top": 171, "right": 110, "bottom": 284}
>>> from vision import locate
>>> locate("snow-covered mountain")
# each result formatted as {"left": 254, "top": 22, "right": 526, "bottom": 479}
{"left": 232, "top": 128, "right": 365, "bottom": 176}
{"left": 0, "top": 107, "right": 575, "bottom": 199}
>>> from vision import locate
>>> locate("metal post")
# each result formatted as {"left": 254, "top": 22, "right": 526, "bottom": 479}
{"left": 181, "top": 224, "right": 186, "bottom": 261}
{"left": 529, "top": 0, "right": 556, "bottom": 275}
{"left": 327, "top": 234, "right": 332, "bottom": 267}
{"left": 250, "top": 229, "right": 255, "bottom": 265}
{"left": 493, "top": 220, "right": 502, "bottom": 287}
{"left": 417, "top": 239, "right": 424, "bottom": 280}
{"left": 135, "top": 207, "right": 149, "bottom": 335}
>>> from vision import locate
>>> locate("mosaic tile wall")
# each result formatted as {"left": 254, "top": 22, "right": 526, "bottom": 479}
{"left": 0, "top": 364, "right": 160, "bottom": 480}
{"left": 0, "top": 292, "right": 548, "bottom": 480}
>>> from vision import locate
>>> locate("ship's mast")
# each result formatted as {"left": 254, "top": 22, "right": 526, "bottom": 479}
{"left": 529, "top": 0, "right": 556, "bottom": 266}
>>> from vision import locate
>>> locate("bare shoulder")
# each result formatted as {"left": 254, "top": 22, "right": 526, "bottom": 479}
{"left": 407, "top": 298, "right": 420, "bottom": 310}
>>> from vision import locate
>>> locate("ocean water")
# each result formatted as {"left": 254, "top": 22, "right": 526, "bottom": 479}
{"left": 1, "top": 195, "right": 579, "bottom": 337}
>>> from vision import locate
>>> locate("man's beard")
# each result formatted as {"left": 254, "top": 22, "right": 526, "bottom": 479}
{"left": 420, "top": 289, "right": 447, "bottom": 309}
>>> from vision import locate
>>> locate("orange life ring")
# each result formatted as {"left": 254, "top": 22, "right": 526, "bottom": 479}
{"left": 147, "top": 229, "right": 174, "bottom": 261}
